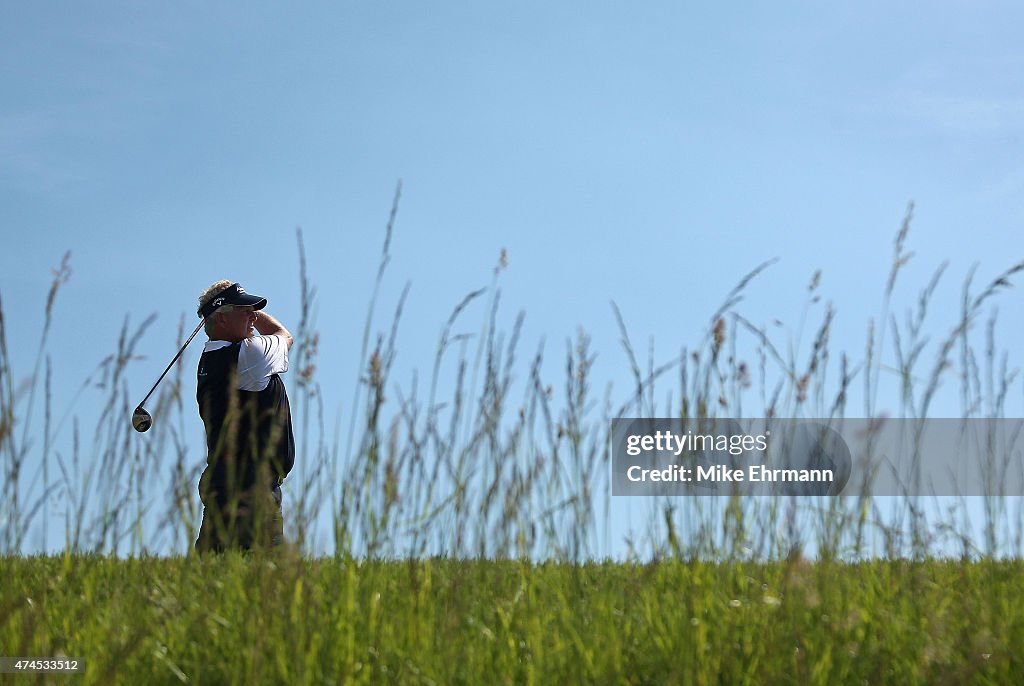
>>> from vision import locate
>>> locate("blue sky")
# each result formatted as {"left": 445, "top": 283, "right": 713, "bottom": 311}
{"left": 3, "top": 2, "right": 1024, "bottom": 555}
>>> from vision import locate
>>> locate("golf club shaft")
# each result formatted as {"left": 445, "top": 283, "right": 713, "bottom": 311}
{"left": 137, "top": 319, "right": 205, "bottom": 408}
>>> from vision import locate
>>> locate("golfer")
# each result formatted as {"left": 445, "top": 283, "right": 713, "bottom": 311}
{"left": 193, "top": 280, "right": 295, "bottom": 553}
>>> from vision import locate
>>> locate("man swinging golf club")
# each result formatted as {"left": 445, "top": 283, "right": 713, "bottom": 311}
{"left": 193, "top": 280, "right": 295, "bottom": 553}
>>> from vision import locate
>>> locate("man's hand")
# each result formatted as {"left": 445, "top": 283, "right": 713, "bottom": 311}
{"left": 254, "top": 311, "right": 294, "bottom": 349}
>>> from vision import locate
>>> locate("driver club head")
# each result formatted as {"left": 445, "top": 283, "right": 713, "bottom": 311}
{"left": 132, "top": 406, "right": 153, "bottom": 433}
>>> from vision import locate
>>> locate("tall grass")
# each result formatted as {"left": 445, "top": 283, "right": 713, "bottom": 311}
{"left": 6, "top": 204, "right": 1022, "bottom": 561}
{"left": 3, "top": 197, "right": 1024, "bottom": 682}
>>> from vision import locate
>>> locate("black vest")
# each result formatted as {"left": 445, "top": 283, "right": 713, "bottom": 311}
{"left": 197, "top": 343, "right": 295, "bottom": 506}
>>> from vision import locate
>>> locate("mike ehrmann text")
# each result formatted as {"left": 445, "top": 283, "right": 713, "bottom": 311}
{"left": 626, "top": 464, "right": 834, "bottom": 483}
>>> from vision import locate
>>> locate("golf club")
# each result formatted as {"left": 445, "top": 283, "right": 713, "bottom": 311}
{"left": 132, "top": 319, "right": 205, "bottom": 432}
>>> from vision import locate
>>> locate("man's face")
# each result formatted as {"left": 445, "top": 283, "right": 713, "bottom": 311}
{"left": 215, "top": 306, "right": 257, "bottom": 342}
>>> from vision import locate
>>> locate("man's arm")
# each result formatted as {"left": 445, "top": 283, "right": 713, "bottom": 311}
{"left": 236, "top": 311, "right": 290, "bottom": 390}
{"left": 254, "top": 311, "right": 294, "bottom": 349}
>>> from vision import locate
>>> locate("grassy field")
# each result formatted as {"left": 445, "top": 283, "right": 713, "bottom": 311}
{"left": 5, "top": 202, "right": 1024, "bottom": 683}
{"left": 4, "top": 552, "right": 1023, "bottom": 684}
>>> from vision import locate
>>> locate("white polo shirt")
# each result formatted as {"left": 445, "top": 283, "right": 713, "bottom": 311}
{"left": 202, "top": 335, "right": 289, "bottom": 391}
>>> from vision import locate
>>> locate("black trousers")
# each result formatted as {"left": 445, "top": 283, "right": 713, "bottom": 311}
{"left": 195, "top": 484, "right": 284, "bottom": 553}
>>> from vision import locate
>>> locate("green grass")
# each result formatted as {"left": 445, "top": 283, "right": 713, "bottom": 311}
{"left": 5, "top": 198, "right": 1024, "bottom": 683}
{"left": 3, "top": 553, "right": 1022, "bottom": 684}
